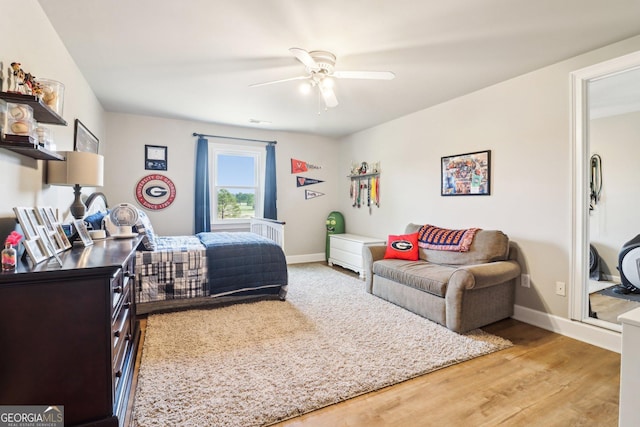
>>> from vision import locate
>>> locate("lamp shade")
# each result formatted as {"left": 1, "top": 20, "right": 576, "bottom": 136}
{"left": 48, "top": 151, "right": 104, "bottom": 187}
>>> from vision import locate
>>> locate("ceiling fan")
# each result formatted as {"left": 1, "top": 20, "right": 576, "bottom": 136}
{"left": 249, "top": 48, "right": 395, "bottom": 108}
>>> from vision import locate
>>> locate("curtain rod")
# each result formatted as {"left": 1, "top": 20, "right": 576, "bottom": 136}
{"left": 193, "top": 132, "right": 277, "bottom": 145}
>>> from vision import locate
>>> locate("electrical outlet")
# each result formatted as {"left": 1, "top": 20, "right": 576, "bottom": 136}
{"left": 521, "top": 274, "right": 530, "bottom": 288}
{"left": 556, "top": 281, "right": 566, "bottom": 296}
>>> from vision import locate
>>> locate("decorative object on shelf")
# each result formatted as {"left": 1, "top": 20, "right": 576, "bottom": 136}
{"left": 134, "top": 174, "right": 177, "bottom": 210}
{"left": 441, "top": 150, "right": 491, "bottom": 196}
{"left": 348, "top": 161, "right": 380, "bottom": 213}
{"left": 35, "top": 78, "right": 64, "bottom": 115}
{"left": 145, "top": 144, "right": 168, "bottom": 170}
{"left": 47, "top": 151, "right": 104, "bottom": 219}
{"left": 0, "top": 91, "right": 66, "bottom": 160}
{"left": 350, "top": 160, "right": 380, "bottom": 175}
{"left": 291, "top": 157, "right": 321, "bottom": 173}
{"left": 73, "top": 119, "right": 98, "bottom": 154}
{"left": 73, "top": 219, "right": 93, "bottom": 247}
{"left": 2, "top": 231, "right": 22, "bottom": 271}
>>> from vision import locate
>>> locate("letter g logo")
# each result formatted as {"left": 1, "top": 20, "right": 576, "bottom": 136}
{"left": 146, "top": 186, "right": 168, "bottom": 198}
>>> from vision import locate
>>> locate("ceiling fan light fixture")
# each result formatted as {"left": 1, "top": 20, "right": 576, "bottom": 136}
{"left": 299, "top": 80, "right": 313, "bottom": 95}
{"left": 320, "top": 76, "right": 334, "bottom": 90}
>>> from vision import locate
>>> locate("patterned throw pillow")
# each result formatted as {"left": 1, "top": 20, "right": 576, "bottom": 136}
{"left": 383, "top": 233, "right": 419, "bottom": 260}
{"left": 134, "top": 209, "right": 157, "bottom": 251}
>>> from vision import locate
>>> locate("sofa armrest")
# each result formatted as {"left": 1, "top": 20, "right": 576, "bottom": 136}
{"left": 446, "top": 260, "right": 520, "bottom": 297}
{"left": 459, "top": 260, "right": 521, "bottom": 290}
{"left": 362, "top": 245, "right": 386, "bottom": 292}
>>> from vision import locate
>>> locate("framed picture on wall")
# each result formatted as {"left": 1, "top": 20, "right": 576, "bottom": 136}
{"left": 145, "top": 145, "right": 168, "bottom": 170}
{"left": 74, "top": 119, "right": 99, "bottom": 154}
{"left": 441, "top": 150, "right": 491, "bottom": 196}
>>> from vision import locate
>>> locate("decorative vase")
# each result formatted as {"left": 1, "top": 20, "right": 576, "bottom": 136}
{"left": 2, "top": 243, "right": 17, "bottom": 271}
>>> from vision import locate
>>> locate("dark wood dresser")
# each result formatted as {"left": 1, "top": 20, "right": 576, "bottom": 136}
{"left": 0, "top": 236, "right": 141, "bottom": 427}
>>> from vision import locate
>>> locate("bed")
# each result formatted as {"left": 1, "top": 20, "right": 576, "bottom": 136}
{"left": 83, "top": 193, "right": 288, "bottom": 315}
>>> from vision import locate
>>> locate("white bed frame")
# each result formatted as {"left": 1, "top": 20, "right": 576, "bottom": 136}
{"left": 250, "top": 217, "right": 285, "bottom": 250}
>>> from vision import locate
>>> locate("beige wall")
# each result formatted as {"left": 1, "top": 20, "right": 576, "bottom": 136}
{"left": 338, "top": 35, "right": 640, "bottom": 319}
{"left": 0, "top": 1, "right": 105, "bottom": 219}
{"left": 104, "top": 112, "right": 340, "bottom": 258}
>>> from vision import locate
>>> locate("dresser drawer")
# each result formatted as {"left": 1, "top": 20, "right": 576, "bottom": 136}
{"left": 331, "top": 237, "right": 363, "bottom": 254}
{"left": 113, "top": 304, "right": 132, "bottom": 387}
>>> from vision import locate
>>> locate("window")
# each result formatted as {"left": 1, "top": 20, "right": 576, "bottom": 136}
{"left": 209, "top": 143, "right": 264, "bottom": 225}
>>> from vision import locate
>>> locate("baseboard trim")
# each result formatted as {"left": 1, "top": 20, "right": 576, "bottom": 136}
{"left": 513, "top": 305, "right": 621, "bottom": 353}
{"left": 286, "top": 253, "right": 326, "bottom": 265}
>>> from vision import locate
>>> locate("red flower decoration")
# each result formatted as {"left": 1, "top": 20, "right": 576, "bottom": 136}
{"left": 5, "top": 231, "right": 23, "bottom": 246}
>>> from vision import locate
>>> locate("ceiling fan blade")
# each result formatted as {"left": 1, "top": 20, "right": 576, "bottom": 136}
{"left": 332, "top": 70, "right": 396, "bottom": 80}
{"left": 289, "top": 47, "right": 320, "bottom": 71}
{"left": 319, "top": 85, "right": 338, "bottom": 108}
{"left": 249, "top": 75, "right": 308, "bottom": 87}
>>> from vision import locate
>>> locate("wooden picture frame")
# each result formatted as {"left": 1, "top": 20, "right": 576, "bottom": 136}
{"left": 74, "top": 119, "right": 99, "bottom": 154}
{"left": 74, "top": 219, "right": 94, "bottom": 247}
{"left": 441, "top": 150, "right": 491, "bottom": 196}
{"left": 145, "top": 145, "right": 168, "bottom": 171}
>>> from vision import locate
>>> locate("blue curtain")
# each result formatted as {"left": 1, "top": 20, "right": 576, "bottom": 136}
{"left": 194, "top": 137, "right": 211, "bottom": 233}
{"left": 264, "top": 143, "right": 277, "bottom": 219}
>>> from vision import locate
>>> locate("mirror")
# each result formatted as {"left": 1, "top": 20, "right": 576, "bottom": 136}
{"left": 571, "top": 51, "right": 640, "bottom": 331}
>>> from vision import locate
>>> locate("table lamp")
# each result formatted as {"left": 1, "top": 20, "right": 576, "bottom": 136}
{"left": 47, "top": 151, "right": 104, "bottom": 219}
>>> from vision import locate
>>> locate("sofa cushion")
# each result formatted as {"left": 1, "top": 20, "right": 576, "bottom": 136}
{"left": 373, "top": 259, "right": 456, "bottom": 297}
{"left": 384, "top": 233, "right": 419, "bottom": 260}
{"left": 405, "top": 223, "right": 509, "bottom": 265}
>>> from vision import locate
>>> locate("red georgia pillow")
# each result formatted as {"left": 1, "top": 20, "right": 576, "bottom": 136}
{"left": 383, "top": 233, "right": 419, "bottom": 260}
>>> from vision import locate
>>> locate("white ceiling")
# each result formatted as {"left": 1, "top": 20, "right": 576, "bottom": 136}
{"left": 38, "top": 0, "right": 640, "bottom": 138}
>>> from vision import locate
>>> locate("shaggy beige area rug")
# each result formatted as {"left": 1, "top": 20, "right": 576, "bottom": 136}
{"left": 132, "top": 263, "right": 512, "bottom": 427}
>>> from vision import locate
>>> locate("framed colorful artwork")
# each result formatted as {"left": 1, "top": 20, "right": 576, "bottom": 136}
{"left": 441, "top": 150, "right": 491, "bottom": 196}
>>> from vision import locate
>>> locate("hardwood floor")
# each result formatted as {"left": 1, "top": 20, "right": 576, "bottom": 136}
{"left": 590, "top": 291, "right": 640, "bottom": 324}
{"left": 126, "top": 268, "right": 621, "bottom": 427}
{"left": 274, "top": 319, "right": 621, "bottom": 427}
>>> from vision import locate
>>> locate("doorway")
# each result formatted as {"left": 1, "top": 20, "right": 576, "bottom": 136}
{"left": 571, "top": 51, "right": 640, "bottom": 331}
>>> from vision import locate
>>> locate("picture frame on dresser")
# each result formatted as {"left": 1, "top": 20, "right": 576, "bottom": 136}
{"left": 22, "top": 238, "right": 48, "bottom": 264}
{"left": 13, "top": 207, "right": 37, "bottom": 239}
{"left": 73, "top": 219, "right": 94, "bottom": 247}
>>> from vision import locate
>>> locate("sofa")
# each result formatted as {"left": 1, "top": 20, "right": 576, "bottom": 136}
{"left": 362, "top": 223, "right": 521, "bottom": 333}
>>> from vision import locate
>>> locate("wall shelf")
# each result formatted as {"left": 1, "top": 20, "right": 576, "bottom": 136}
{"left": 0, "top": 92, "right": 67, "bottom": 125}
{"left": 0, "top": 138, "right": 64, "bottom": 161}
{"left": 0, "top": 92, "right": 66, "bottom": 160}
{"left": 348, "top": 172, "right": 380, "bottom": 180}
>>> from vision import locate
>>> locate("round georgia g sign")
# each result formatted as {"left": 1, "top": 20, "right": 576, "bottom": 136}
{"left": 135, "top": 174, "right": 176, "bottom": 210}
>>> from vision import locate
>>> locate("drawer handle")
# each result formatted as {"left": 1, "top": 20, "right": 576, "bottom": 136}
{"left": 115, "top": 370, "right": 122, "bottom": 378}
{"left": 113, "top": 286, "right": 122, "bottom": 294}
{"left": 114, "top": 330, "right": 120, "bottom": 338}
{"left": 125, "top": 333, "right": 131, "bottom": 341}
{"left": 125, "top": 271, "right": 134, "bottom": 278}
{"left": 123, "top": 302, "right": 131, "bottom": 309}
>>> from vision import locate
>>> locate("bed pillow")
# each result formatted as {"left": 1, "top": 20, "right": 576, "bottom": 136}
{"left": 383, "top": 233, "right": 419, "bottom": 260}
{"left": 133, "top": 209, "right": 157, "bottom": 251}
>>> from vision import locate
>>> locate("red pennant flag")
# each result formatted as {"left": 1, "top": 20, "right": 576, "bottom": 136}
{"left": 291, "top": 158, "right": 308, "bottom": 174}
